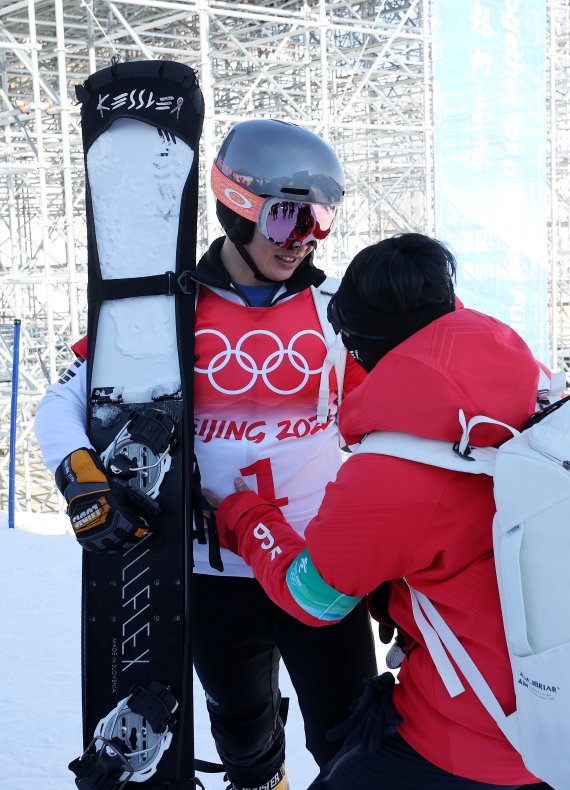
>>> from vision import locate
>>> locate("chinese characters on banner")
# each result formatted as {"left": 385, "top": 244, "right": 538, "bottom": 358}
{"left": 432, "top": 0, "right": 548, "bottom": 360}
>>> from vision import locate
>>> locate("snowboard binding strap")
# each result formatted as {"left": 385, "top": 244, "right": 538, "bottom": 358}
{"left": 69, "top": 735, "right": 133, "bottom": 790}
{"left": 129, "top": 681, "right": 178, "bottom": 733}
{"left": 101, "top": 409, "right": 177, "bottom": 498}
{"left": 69, "top": 682, "right": 178, "bottom": 788}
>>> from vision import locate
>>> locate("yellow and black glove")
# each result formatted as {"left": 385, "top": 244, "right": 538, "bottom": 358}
{"left": 55, "top": 448, "right": 160, "bottom": 552}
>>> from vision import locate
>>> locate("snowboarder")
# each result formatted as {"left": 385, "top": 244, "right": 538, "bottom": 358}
{"left": 35, "top": 119, "right": 377, "bottom": 790}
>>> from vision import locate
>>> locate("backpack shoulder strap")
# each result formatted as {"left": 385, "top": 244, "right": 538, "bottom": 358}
{"left": 352, "top": 428, "right": 497, "bottom": 476}
{"left": 406, "top": 583, "right": 521, "bottom": 750}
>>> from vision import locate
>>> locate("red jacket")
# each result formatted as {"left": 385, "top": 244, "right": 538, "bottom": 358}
{"left": 217, "top": 305, "right": 544, "bottom": 784}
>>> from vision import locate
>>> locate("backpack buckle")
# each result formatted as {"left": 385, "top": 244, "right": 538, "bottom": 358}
{"left": 452, "top": 441, "right": 475, "bottom": 461}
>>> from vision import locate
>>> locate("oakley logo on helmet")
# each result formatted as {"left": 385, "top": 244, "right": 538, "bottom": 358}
{"left": 224, "top": 187, "right": 253, "bottom": 210}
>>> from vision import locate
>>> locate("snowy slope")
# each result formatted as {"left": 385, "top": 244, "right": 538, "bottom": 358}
{"left": 0, "top": 516, "right": 388, "bottom": 790}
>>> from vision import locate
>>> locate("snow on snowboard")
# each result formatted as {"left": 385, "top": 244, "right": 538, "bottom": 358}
{"left": 70, "top": 60, "right": 208, "bottom": 789}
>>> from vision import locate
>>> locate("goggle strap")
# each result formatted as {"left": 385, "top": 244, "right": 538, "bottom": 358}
{"left": 211, "top": 161, "right": 265, "bottom": 222}
{"left": 211, "top": 161, "right": 338, "bottom": 246}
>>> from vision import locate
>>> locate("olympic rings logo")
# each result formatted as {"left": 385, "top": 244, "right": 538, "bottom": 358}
{"left": 195, "top": 328, "right": 326, "bottom": 395}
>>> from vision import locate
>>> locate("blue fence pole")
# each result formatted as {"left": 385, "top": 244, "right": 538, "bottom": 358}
{"left": 8, "top": 319, "right": 21, "bottom": 530}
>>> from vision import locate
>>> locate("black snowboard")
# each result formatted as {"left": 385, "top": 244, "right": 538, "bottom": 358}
{"left": 73, "top": 60, "right": 204, "bottom": 789}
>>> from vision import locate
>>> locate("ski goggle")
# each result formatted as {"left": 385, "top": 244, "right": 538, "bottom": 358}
{"left": 212, "top": 161, "right": 338, "bottom": 249}
{"left": 258, "top": 199, "right": 336, "bottom": 249}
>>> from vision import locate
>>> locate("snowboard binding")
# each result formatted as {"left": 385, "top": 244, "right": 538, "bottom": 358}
{"left": 69, "top": 681, "right": 178, "bottom": 788}
{"left": 101, "top": 408, "right": 176, "bottom": 499}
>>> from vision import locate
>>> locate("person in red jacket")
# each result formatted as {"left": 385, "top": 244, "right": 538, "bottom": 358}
{"left": 205, "top": 233, "right": 552, "bottom": 788}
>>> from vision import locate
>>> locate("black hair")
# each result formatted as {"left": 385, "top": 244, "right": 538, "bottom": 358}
{"left": 331, "top": 233, "right": 457, "bottom": 371}
{"left": 346, "top": 233, "right": 456, "bottom": 316}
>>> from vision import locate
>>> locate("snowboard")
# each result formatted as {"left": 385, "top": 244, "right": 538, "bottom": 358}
{"left": 71, "top": 60, "right": 205, "bottom": 789}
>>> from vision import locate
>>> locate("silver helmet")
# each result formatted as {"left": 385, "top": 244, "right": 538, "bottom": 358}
{"left": 212, "top": 119, "right": 345, "bottom": 214}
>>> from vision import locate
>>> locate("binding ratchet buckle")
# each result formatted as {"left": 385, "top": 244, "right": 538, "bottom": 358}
{"left": 69, "top": 681, "right": 178, "bottom": 789}
{"left": 100, "top": 408, "right": 177, "bottom": 499}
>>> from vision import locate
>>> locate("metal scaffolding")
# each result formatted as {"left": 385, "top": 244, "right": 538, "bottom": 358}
{"left": 550, "top": 0, "right": 570, "bottom": 371}
{"left": 0, "top": 0, "right": 567, "bottom": 515}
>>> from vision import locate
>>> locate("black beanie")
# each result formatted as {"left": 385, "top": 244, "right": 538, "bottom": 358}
{"left": 331, "top": 234, "right": 456, "bottom": 371}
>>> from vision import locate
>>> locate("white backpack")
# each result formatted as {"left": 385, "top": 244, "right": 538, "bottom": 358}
{"left": 353, "top": 370, "right": 569, "bottom": 789}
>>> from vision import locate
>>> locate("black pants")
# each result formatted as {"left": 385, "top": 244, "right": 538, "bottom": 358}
{"left": 309, "top": 674, "right": 550, "bottom": 790}
{"left": 310, "top": 733, "right": 548, "bottom": 789}
{"left": 191, "top": 573, "right": 377, "bottom": 788}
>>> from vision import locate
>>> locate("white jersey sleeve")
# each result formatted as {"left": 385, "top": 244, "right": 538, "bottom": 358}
{"left": 34, "top": 358, "right": 93, "bottom": 473}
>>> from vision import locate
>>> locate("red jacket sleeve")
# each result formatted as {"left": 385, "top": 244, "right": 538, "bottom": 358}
{"left": 216, "top": 492, "right": 331, "bottom": 626}
{"left": 71, "top": 336, "right": 88, "bottom": 360}
{"left": 216, "top": 455, "right": 465, "bottom": 625}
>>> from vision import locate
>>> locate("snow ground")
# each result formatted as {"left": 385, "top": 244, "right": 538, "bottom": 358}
{"left": 0, "top": 513, "right": 387, "bottom": 790}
